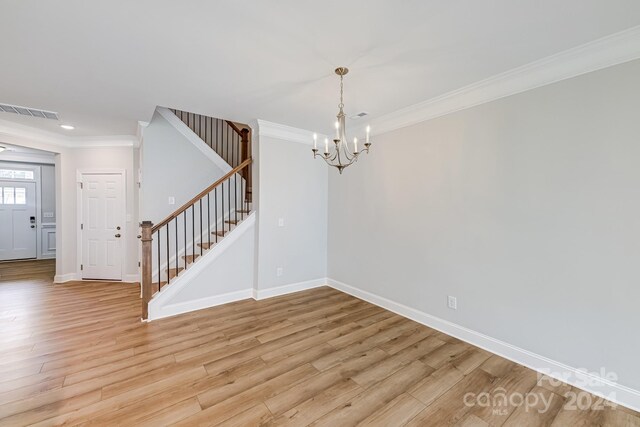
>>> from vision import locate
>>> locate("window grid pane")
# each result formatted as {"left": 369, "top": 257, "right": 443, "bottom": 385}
{"left": 15, "top": 187, "right": 26, "bottom": 205}
{"left": 4, "top": 187, "right": 14, "bottom": 204}
{"left": 0, "top": 169, "right": 34, "bottom": 179}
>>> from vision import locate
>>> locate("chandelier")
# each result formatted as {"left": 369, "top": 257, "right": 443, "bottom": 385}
{"left": 312, "top": 67, "right": 371, "bottom": 174}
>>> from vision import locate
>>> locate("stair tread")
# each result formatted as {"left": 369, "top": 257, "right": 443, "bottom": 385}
{"left": 212, "top": 230, "right": 227, "bottom": 236}
{"left": 236, "top": 210, "right": 250, "bottom": 214}
{"left": 166, "top": 267, "right": 185, "bottom": 280}
{"left": 225, "top": 219, "right": 239, "bottom": 225}
{"left": 181, "top": 254, "right": 200, "bottom": 263}
{"left": 198, "top": 242, "right": 214, "bottom": 249}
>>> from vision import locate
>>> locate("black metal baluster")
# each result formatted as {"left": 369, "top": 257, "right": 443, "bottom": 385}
{"left": 175, "top": 217, "right": 178, "bottom": 274}
{"left": 157, "top": 230, "right": 161, "bottom": 291}
{"left": 199, "top": 198, "right": 203, "bottom": 256}
{"left": 214, "top": 187, "right": 218, "bottom": 243}
{"left": 166, "top": 225, "right": 169, "bottom": 283}
{"left": 183, "top": 211, "right": 187, "bottom": 270}
{"left": 234, "top": 132, "right": 238, "bottom": 224}
{"left": 207, "top": 193, "right": 211, "bottom": 247}
{"left": 241, "top": 169, "right": 245, "bottom": 219}
{"left": 192, "top": 204, "right": 195, "bottom": 260}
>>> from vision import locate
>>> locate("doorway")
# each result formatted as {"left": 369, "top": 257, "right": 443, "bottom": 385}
{"left": 0, "top": 180, "right": 37, "bottom": 260}
{"left": 79, "top": 172, "right": 125, "bottom": 281}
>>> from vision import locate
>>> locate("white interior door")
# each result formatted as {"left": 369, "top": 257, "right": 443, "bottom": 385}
{"left": 82, "top": 174, "right": 124, "bottom": 280}
{"left": 0, "top": 181, "right": 37, "bottom": 261}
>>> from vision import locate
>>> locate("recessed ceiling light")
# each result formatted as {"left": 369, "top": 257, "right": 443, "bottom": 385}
{"left": 0, "top": 146, "right": 5, "bottom": 153}
{"left": 60, "top": 124, "right": 75, "bottom": 130}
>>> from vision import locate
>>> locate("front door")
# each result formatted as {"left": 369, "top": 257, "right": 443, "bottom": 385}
{"left": 81, "top": 174, "right": 124, "bottom": 280}
{"left": 0, "top": 181, "right": 37, "bottom": 260}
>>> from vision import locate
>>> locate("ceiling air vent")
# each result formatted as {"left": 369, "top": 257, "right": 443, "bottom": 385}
{"left": 0, "top": 103, "right": 59, "bottom": 120}
{"left": 350, "top": 111, "right": 369, "bottom": 119}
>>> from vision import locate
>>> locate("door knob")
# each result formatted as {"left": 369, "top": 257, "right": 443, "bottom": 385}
{"left": 116, "top": 226, "right": 121, "bottom": 230}
{"left": 30, "top": 225, "right": 35, "bottom": 229}
{"left": 115, "top": 233, "right": 121, "bottom": 238}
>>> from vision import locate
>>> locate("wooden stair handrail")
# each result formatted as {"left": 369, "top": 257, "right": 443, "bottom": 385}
{"left": 152, "top": 158, "right": 252, "bottom": 233}
{"left": 225, "top": 120, "right": 245, "bottom": 136}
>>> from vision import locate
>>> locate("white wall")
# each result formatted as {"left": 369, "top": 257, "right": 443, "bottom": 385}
{"left": 328, "top": 59, "right": 640, "bottom": 392}
{"left": 58, "top": 146, "right": 139, "bottom": 280}
{"left": 140, "top": 109, "right": 226, "bottom": 223}
{"left": 253, "top": 123, "right": 328, "bottom": 292}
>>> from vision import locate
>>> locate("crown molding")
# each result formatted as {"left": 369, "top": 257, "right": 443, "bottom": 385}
{"left": 0, "top": 118, "right": 140, "bottom": 150}
{"left": 255, "top": 119, "right": 328, "bottom": 145}
{"left": 363, "top": 25, "right": 640, "bottom": 137}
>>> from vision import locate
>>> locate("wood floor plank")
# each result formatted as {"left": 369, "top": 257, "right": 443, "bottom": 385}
{"left": 0, "top": 262, "right": 635, "bottom": 426}
{"left": 359, "top": 392, "right": 426, "bottom": 426}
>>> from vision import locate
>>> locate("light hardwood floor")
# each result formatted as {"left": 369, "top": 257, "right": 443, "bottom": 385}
{"left": 0, "top": 263, "right": 638, "bottom": 426}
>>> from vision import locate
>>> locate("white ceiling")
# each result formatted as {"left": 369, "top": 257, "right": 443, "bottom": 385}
{"left": 1, "top": 0, "right": 639, "bottom": 138}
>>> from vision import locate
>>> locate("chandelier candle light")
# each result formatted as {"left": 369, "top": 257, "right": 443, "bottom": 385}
{"left": 312, "top": 67, "right": 372, "bottom": 174}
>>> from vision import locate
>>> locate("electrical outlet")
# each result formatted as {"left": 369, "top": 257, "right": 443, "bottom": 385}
{"left": 278, "top": 218, "right": 284, "bottom": 227}
{"left": 276, "top": 267, "right": 283, "bottom": 277}
{"left": 168, "top": 196, "right": 175, "bottom": 205}
{"left": 447, "top": 296, "right": 457, "bottom": 310}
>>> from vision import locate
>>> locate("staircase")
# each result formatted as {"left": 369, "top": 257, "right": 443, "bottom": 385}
{"left": 140, "top": 109, "right": 252, "bottom": 320}
{"left": 170, "top": 109, "right": 252, "bottom": 202}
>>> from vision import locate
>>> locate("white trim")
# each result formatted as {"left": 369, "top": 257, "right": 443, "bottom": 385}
{"left": 148, "top": 213, "right": 256, "bottom": 319}
{"left": 150, "top": 288, "right": 254, "bottom": 321}
{"left": 136, "top": 121, "right": 149, "bottom": 141}
{"left": 53, "top": 273, "right": 78, "bottom": 283}
{"left": 156, "top": 107, "right": 232, "bottom": 173}
{"left": 325, "top": 278, "right": 640, "bottom": 413}
{"left": 364, "top": 25, "right": 640, "bottom": 137}
{"left": 40, "top": 226, "right": 56, "bottom": 259}
{"left": 253, "top": 278, "right": 326, "bottom": 300}
{"left": 256, "top": 120, "right": 328, "bottom": 146}
{"left": 76, "top": 169, "right": 127, "bottom": 281}
{"left": 0, "top": 118, "right": 138, "bottom": 149}
{"left": 0, "top": 151, "right": 55, "bottom": 165}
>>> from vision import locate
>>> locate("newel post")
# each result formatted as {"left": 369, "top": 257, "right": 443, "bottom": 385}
{"left": 241, "top": 128, "right": 251, "bottom": 201}
{"left": 240, "top": 128, "right": 250, "bottom": 162}
{"left": 140, "top": 221, "right": 153, "bottom": 320}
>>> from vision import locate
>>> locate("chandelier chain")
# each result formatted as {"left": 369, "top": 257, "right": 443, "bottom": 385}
{"left": 339, "top": 74, "right": 344, "bottom": 110}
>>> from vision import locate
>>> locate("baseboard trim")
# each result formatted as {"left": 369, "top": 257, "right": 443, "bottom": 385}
{"left": 149, "top": 276, "right": 326, "bottom": 320}
{"left": 55, "top": 273, "right": 141, "bottom": 284}
{"left": 326, "top": 278, "right": 640, "bottom": 412}
{"left": 253, "top": 278, "right": 326, "bottom": 300}
{"left": 151, "top": 288, "right": 253, "bottom": 320}
{"left": 53, "top": 273, "right": 78, "bottom": 283}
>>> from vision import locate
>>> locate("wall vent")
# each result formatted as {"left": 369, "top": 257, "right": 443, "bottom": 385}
{"left": 0, "top": 103, "right": 59, "bottom": 120}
